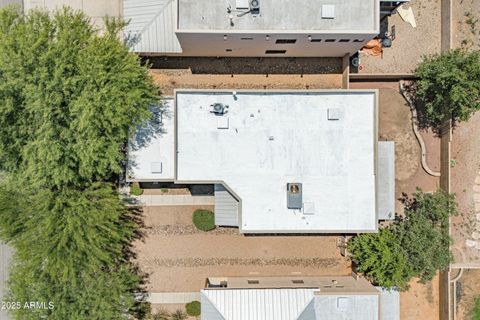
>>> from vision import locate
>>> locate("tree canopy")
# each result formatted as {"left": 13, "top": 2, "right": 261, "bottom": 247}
{"left": 0, "top": 6, "right": 157, "bottom": 319}
{"left": 348, "top": 228, "right": 413, "bottom": 290}
{"left": 349, "top": 189, "right": 456, "bottom": 290}
{"left": 0, "top": 7, "right": 158, "bottom": 189}
{"left": 414, "top": 49, "right": 480, "bottom": 127}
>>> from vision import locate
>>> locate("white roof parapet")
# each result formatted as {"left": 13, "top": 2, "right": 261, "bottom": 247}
{"left": 175, "top": 90, "right": 378, "bottom": 233}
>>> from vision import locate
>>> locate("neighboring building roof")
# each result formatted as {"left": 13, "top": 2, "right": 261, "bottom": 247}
{"left": 127, "top": 100, "right": 175, "bottom": 182}
{"left": 175, "top": 90, "right": 378, "bottom": 233}
{"left": 377, "top": 287, "right": 400, "bottom": 320}
{"left": 177, "top": 0, "right": 377, "bottom": 32}
{"left": 201, "top": 276, "right": 381, "bottom": 320}
{"left": 0, "top": 0, "right": 22, "bottom": 9}
{"left": 24, "top": 0, "right": 121, "bottom": 29}
{"left": 123, "top": 0, "right": 182, "bottom": 54}
{"left": 202, "top": 288, "right": 317, "bottom": 320}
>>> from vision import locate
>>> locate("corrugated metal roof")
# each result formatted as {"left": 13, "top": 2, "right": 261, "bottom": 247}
{"left": 123, "top": 0, "right": 182, "bottom": 54}
{"left": 201, "top": 288, "right": 317, "bottom": 320}
{"left": 377, "top": 141, "right": 395, "bottom": 220}
{"left": 214, "top": 184, "right": 239, "bottom": 227}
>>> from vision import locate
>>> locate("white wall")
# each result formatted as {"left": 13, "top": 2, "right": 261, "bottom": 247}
{"left": 175, "top": 31, "right": 375, "bottom": 57}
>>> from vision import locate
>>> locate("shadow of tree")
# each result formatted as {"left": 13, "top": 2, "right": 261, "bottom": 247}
{"left": 401, "top": 81, "right": 445, "bottom": 136}
{"left": 127, "top": 101, "right": 173, "bottom": 173}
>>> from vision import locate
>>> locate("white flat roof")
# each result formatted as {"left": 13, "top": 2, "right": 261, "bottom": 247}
{"left": 175, "top": 90, "right": 377, "bottom": 233}
{"left": 127, "top": 100, "right": 175, "bottom": 182}
{"left": 178, "top": 0, "right": 377, "bottom": 32}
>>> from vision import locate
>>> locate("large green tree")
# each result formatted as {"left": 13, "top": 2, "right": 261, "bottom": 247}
{"left": 0, "top": 181, "right": 147, "bottom": 320}
{"left": 0, "top": 6, "right": 158, "bottom": 319}
{"left": 0, "top": 7, "right": 158, "bottom": 189}
{"left": 414, "top": 49, "right": 480, "bottom": 127}
{"left": 349, "top": 189, "right": 456, "bottom": 290}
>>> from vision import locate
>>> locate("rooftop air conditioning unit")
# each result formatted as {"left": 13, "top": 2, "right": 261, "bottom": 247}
{"left": 211, "top": 103, "right": 229, "bottom": 115}
{"left": 250, "top": 0, "right": 260, "bottom": 14}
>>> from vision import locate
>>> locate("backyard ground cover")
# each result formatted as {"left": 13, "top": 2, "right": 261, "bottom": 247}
{"left": 359, "top": 0, "right": 441, "bottom": 74}
{"left": 134, "top": 205, "right": 351, "bottom": 293}
{"left": 351, "top": 82, "right": 441, "bottom": 319}
{"left": 456, "top": 269, "right": 480, "bottom": 320}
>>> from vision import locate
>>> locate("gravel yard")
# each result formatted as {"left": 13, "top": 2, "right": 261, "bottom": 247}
{"left": 451, "top": 112, "right": 480, "bottom": 265}
{"left": 147, "top": 57, "right": 344, "bottom": 96}
{"left": 134, "top": 206, "right": 350, "bottom": 293}
{"left": 351, "top": 82, "right": 441, "bottom": 320}
{"left": 455, "top": 269, "right": 480, "bottom": 319}
{"left": 359, "top": 0, "right": 441, "bottom": 74}
{"left": 453, "top": 0, "right": 480, "bottom": 50}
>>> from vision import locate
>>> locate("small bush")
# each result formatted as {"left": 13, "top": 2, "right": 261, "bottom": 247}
{"left": 186, "top": 300, "right": 201, "bottom": 317}
{"left": 192, "top": 209, "right": 215, "bottom": 231}
{"left": 130, "top": 183, "right": 143, "bottom": 196}
{"left": 171, "top": 309, "right": 187, "bottom": 320}
{"left": 473, "top": 297, "right": 480, "bottom": 320}
{"left": 152, "top": 309, "right": 170, "bottom": 320}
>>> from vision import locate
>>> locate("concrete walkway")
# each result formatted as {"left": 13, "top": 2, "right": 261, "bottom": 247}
{"left": 148, "top": 292, "right": 200, "bottom": 304}
{"left": 134, "top": 194, "right": 214, "bottom": 206}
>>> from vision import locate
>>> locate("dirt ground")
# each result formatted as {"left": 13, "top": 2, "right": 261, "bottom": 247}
{"left": 147, "top": 57, "right": 344, "bottom": 95}
{"left": 456, "top": 269, "right": 480, "bottom": 320}
{"left": 451, "top": 111, "right": 480, "bottom": 264}
{"left": 351, "top": 82, "right": 441, "bottom": 319}
{"left": 401, "top": 275, "right": 441, "bottom": 320}
{"left": 134, "top": 206, "right": 351, "bottom": 293}
{"left": 453, "top": 0, "right": 480, "bottom": 50}
{"left": 359, "top": 0, "right": 441, "bottom": 74}
{"left": 350, "top": 82, "right": 440, "bottom": 212}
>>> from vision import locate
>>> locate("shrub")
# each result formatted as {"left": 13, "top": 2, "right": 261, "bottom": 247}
{"left": 171, "top": 309, "right": 187, "bottom": 320}
{"left": 473, "top": 297, "right": 480, "bottom": 320}
{"left": 130, "top": 183, "right": 144, "bottom": 196}
{"left": 152, "top": 309, "right": 170, "bottom": 320}
{"left": 192, "top": 209, "right": 215, "bottom": 231}
{"left": 186, "top": 300, "right": 201, "bottom": 317}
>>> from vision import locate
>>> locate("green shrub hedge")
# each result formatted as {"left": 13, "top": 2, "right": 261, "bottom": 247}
{"left": 130, "top": 183, "right": 143, "bottom": 196}
{"left": 186, "top": 300, "right": 201, "bottom": 317}
{"left": 192, "top": 209, "right": 215, "bottom": 231}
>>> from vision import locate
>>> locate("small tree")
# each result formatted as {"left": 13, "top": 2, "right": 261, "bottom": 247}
{"left": 396, "top": 189, "right": 456, "bottom": 282}
{"left": 348, "top": 228, "right": 413, "bottom": 290}
{"left": 349, "top": 189, "right": 457, "bottom": 289}
{"left": 414, "top": 49, "right": 480, "bottom": 128}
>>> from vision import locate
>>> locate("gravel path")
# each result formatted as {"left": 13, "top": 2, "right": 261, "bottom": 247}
{"left": 140, "top": 257, "right": 341, "bottom": 269}
{"left": 143, "top": 225, "right": 238, "bottom": 236}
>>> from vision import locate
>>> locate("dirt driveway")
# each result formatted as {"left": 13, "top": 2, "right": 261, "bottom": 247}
{"left": 134, "top": 206, "right": 350, "bottom": 292}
